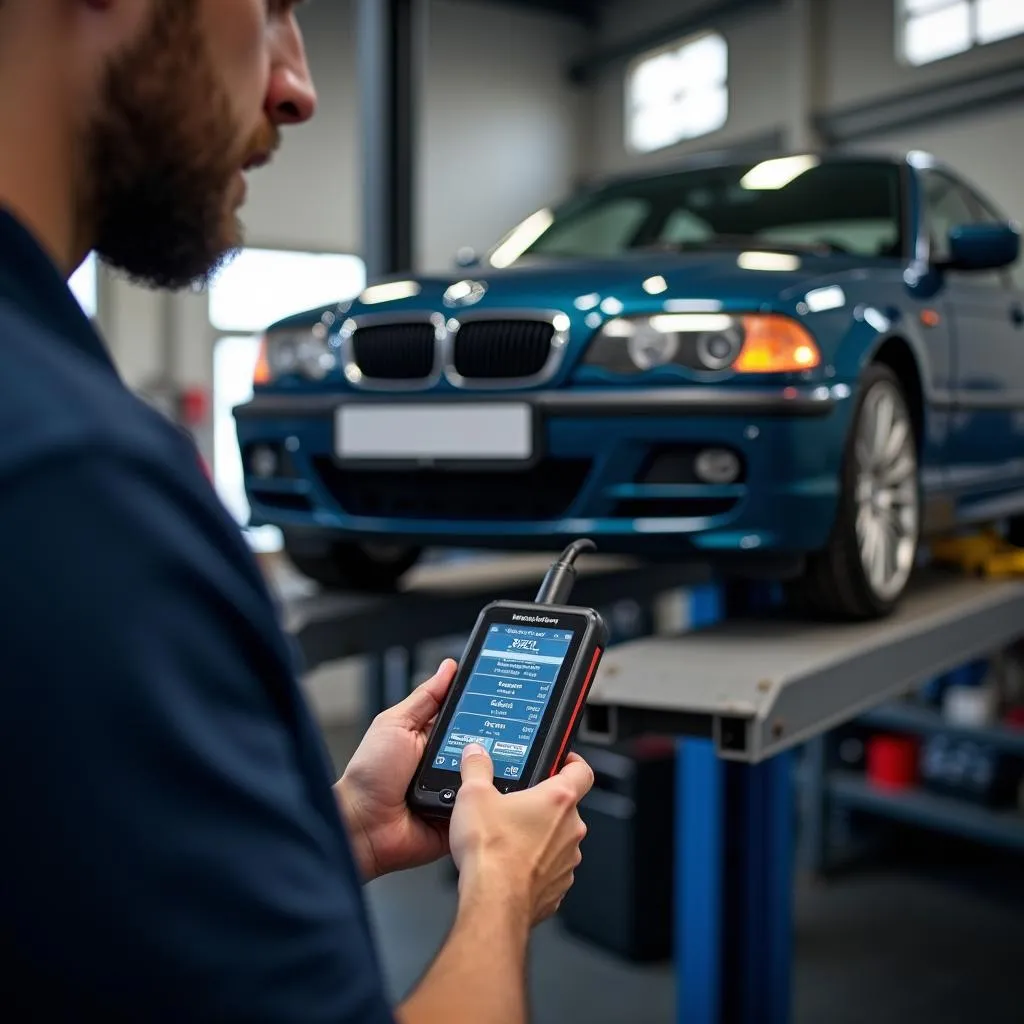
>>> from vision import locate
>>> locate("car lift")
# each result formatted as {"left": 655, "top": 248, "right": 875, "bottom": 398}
{"left": 282, "top": 547, "right": 1024, "bottom": 1024}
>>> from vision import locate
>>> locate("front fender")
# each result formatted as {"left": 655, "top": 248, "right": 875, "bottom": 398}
{"left": 827, "top": 307, "right": 943, "bottom": 402}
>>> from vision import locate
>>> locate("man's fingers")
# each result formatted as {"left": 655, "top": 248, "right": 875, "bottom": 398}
{"left": 389, "top": 659, "right": 457, "bottom": 728}
{"left": 556, "top": 754, "right": 595, "bottom": 800}
{"left": 459, "top": 743, "right": 493, "bottom": 785}
{"left": 421, "top": 658, "right": 457, "bottom": 700}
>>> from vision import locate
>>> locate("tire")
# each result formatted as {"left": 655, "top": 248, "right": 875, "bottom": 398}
{"left": 792, "top": 364, "right": 921, "bottom": 620}
{"left": 284, "top": 533, "right": 422, "bottom": 593}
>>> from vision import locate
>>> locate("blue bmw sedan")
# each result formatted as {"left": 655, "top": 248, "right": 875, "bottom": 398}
{"left": 233, "top": 151, "right": 1024, "bottom": 619}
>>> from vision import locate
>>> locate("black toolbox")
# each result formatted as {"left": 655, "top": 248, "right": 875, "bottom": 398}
{"left": 558, "top": 737, "right": 676, "bottom": 962}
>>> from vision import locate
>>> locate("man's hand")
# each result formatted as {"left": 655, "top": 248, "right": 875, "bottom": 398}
{"left": 334, "top": 659, "right": 457, "bottom": 883}
{"left": 395, "top": 744, "right": 595, "bottom": 1024}
{"left": 450, "top": 743, "right": 593, "bottom": 925}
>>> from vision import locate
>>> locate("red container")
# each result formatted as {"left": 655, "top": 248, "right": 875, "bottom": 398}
{"left": 1004, "top": 707, "right": 1024, "bottom": 731}
{"left": 866, "top": 734, "right": 918, "bottom": 790}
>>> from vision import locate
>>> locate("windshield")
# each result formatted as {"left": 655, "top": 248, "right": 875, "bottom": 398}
{"left": 503, "top": 158, "right": 904, "bottom": 264}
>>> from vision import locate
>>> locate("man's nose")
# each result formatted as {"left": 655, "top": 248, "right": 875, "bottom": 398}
{"left": 265, "top": 18, "right": 318, "bottom": 126}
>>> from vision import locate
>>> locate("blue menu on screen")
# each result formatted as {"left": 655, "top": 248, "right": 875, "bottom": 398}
{"left": 434, "top": 624, "right": 575, "bottom": 780}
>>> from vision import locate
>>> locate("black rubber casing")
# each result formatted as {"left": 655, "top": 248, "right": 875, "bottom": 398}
{"left": 406, "top": 600, "right": 608, "bottom": 820}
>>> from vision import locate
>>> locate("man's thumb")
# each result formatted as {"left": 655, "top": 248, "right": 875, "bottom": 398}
{"left": 460, "top": 743, "right": 492, "bottom": 782}
{"left": 392, "top": 660, "right": 456, "bottom": 729}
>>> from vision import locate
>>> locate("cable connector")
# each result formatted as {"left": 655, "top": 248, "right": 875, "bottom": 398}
{"left": 534, "top": 539, "right": 597, "bottom": 606}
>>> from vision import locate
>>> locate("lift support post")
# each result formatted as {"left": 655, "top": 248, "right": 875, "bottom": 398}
{"left": 283, "top": 558, "right": 1024, "bottom": 1024}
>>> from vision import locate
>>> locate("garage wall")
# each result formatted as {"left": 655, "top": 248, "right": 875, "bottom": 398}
{"left": 243, "top": 0, "right": 587, "bottom": 266}
{"left": 584, "top": 0, "right": 1024, "bottom": 192}
{"left": 240, "top": 0, "right": 361, "bottom": 253}
{"left": 582, "top": 0, "right": 793, "bottom": 180}
{"left": 416, "top": 0, "right": 587, "bottom": 272}
{"left": 822, "top": 0, "right": 1024, "bottom": 230}
{"left": 823, "top": 0, "right": 1024, "bottom": 110}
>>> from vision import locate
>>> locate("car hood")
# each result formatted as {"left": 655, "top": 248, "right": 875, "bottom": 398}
{"left": 344, "top": 250, "right": 867, "bottom": 321}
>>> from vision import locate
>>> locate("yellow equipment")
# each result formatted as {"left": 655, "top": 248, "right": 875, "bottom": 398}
{"left": 930, "top": 529, "right": 1024, "bottom": 578}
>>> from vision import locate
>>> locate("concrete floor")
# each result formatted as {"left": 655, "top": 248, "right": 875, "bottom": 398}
{"left": 324, "top": 723, "right": 1023, "bottom": 1024}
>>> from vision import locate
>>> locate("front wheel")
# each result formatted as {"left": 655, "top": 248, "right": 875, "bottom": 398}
{"left": 794, "top": 365, "right": 921, "bottom": 620}
{"left": 284, "top": 532, "right": 423, "bottom": 593}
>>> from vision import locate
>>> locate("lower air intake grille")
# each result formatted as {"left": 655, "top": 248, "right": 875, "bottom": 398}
{"left": 612, "top": 498, "right": 738, "bottom": 519}
{"left": 313, "top": 457, "right": 590, "bottom": 521}
{"left": 352, "top": 323, "right": 436, "bottom": 380}
{"left": 452, "top": 320, "right": 556, "bottom": 381}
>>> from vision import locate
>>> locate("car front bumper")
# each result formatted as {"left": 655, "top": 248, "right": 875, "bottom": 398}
{"left": 233, "top": 384, "right": 855, "bottom": 557}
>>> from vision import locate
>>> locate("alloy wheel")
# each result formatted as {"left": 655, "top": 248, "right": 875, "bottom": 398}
{"left": 853, "top": 380, "right": 919, "bottom": 602}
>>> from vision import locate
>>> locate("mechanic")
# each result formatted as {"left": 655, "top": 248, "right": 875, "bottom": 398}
{"left": 0, "top": 2, "right": 593, "bottom": 1022}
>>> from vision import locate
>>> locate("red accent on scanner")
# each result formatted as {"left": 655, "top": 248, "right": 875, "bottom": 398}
{"left": 550, "top": 647, "right": 603, "bottom": 777}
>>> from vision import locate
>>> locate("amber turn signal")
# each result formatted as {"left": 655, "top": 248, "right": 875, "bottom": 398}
{"left": 253, "top": 336, "right": 272, "bottom": 386}
{"left": 733, "top": 315, "right": 821, "bottom": 373}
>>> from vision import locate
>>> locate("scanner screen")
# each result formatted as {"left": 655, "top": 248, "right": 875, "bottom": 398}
{"left": 433, "top": 624, "right": 575, "bottom": 780}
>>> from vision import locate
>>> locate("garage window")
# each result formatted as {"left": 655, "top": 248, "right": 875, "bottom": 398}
{"left": 626, "top": 32, "right": 728, "bottom": 154}
{"left": 899, "top": 0, "right": 1024, "bottom": 66}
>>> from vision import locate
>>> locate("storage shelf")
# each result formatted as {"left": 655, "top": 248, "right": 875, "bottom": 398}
{"left": 829, "top": 771, "right": 1024, "bottom": 853}
{"left": 858, "top": 701, "right": 1024, "bottom": 756}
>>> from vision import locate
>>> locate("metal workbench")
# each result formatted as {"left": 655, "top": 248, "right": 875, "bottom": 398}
{"left": 281, "top": 556, "right": 1024, "bottom": 1024}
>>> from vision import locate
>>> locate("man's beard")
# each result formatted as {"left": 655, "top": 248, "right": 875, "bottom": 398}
{"left": 82, "top": 1, "right": 267, "bottom": 291}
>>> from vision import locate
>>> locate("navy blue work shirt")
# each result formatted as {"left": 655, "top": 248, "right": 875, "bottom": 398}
{"left": 0, "top": 209, "right": 395, "bottom": 1023}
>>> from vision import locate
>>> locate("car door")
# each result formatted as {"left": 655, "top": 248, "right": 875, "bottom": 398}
{"left": 920, "top": 169, "right": 1024, "bottom": 505}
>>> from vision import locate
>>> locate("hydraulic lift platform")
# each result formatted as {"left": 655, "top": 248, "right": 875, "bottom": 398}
{"left": 581, "top": 571, "right": 1024, "bottom": 762}
{"left": 281, "top": 558, "right": 1024, "bottom": 1024}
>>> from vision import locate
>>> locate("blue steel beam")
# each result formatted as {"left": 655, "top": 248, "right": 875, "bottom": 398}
{"left": 675, "top": 582, "right": 796, "bottom": 1024}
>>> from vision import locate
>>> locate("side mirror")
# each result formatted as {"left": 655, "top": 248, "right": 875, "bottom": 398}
{"left": 454, "top": 247, "right": 481, "bottom": 269}
{"left": 947, "top": 222, "right": 1020, "bottom": 271}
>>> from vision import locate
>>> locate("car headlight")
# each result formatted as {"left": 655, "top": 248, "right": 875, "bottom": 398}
{"left": 254, "top": 323, "right": 338, "bottom": 384}
{"left": 583, "top": 313, "right": 820, "bottom": 375}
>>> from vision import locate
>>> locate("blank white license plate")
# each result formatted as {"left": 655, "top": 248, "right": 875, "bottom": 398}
{"left": 335, "top": 404, "right": 533, "bottom": 461}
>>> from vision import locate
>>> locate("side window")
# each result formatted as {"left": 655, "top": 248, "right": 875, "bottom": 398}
{"left": 923, "top": 171, "right": 1003, "bottom": 287}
